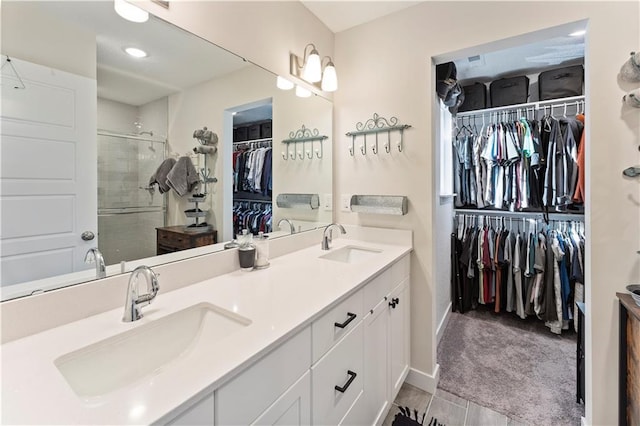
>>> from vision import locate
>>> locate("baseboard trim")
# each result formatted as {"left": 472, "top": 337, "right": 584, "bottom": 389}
{"left": 405, "top": 364, "right": 440, "bottom": 394}
{"left": 436, "top": 303, "right": 452, "bottom": 344}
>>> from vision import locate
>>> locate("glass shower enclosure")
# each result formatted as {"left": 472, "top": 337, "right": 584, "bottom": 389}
{"left": 97, "top": 131, "right": 166, "bottom": 265}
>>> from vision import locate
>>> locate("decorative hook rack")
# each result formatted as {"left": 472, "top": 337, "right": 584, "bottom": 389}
{"left": 281, "top": 124, "right": 328, "bottom": 161}
{"left": 345, "top": 113, "right": 411, "bottom": 156}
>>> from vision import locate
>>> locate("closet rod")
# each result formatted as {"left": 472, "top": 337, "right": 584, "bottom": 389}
{"left": 454, "top": 209, "right": 584, "bottom": 222}
{"left": 233, "top": 137, "right": 273, "bottom": 145}
{"left": 455, "top": 95, "right": 585, "bottom": 118}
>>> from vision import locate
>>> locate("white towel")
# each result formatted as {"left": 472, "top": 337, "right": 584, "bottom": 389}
{"left": 149, "top": 158, "right": 176, "bottom": 194}
{"left": 166, "top": 156, "right": 200, "bottom": 196}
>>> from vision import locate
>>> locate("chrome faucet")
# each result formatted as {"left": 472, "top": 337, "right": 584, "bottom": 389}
{"left": 321, "top": 223, "right": 346, "bottom": 250}
{"left": 84, "top": 247, "right": 106, "bottom": 279}
{"left": 277, "top": 218, "right": 296, "bottom": 234}
{"left": 122, "top": 265, "right": 159, "bottom": 322}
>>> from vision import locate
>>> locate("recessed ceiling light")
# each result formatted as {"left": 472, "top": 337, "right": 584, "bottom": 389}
{"left": 569, "top": 30, "right": 586, "bottom": 37}
{"left": 114, "top": 0, "right": 149, "bottom": 23}
{"left": 124, "top": 47, "right": 148, "bottom": 58}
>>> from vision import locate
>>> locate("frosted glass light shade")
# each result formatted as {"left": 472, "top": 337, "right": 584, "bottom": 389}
{"left": 114, "top": 0, "right": 149, "bottom": 23}
{"left": 302, "top": 50, "right": 322, "bottom": 83}
{"left": 295, "top": 85, "right": 311, "bottom": 98}
{"left": 276, "top": 76, "right": 294, "bottom": 90}
{"left": 321, "top": 63, "right": 338, "bottom": 92}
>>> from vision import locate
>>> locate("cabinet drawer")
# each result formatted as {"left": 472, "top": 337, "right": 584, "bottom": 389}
{"left": 216, "top": 326, "right": 311, "bottom": 425}
{"left": 312, "top": 289, "right": 363, "bottom": 363}
{"left": 311, "top": 322, "right": 363, "bottom": 426}
{"left": 363, "top": 267, "right": 393, "bottom": 311}
{"left": 158, "top": 231, "right": 189, "bottom": 249}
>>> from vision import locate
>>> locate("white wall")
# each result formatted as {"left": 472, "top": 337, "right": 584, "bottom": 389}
{"left": 139, "top": 97, "right": 169, "bottom": 141}
{"left": 1, "top": 1, "right": 96, "bottom": 79}
{"left": 333, "top": 2, "right": 639, "bottom": 425}
{"left": 97, "top": 98, "right": 139, "bottom": 134}
{"left": 138, "top": 0, "right": 334, "bottom": 97}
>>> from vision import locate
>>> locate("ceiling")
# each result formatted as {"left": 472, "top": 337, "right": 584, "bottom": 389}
{"left": 300, "top": 1, "right": 585, "bottom": 81}
{"left": 301, "top": 1, "right": 422, "bottom": 33}
{"left": 34, "top": 1, "right": 249, "bottom": 106}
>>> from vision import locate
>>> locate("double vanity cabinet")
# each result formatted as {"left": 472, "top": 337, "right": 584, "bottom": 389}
{"left": 1, "top": 228, "right": 412, "bottom": 426}
{"left": 170, "top": 254, "right": 410, "bottom": 426}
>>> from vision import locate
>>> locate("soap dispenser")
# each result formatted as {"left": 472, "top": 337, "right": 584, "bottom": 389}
{"left": 253, "top": 231, "right": 270, "bottom": 269}
{"left": 237, "top": 229, "right": 255, "bottom": 271}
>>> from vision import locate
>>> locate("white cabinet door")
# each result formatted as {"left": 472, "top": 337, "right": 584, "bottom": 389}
{"left": 167, "top": 392, "right": 214, "bottom": 426}
{"left": 362, "top": 299, "right": 389, "bottom": 426}
{"left": 388, "top": 279, "right": 410, "bottom": 401}
{"left": 252, "top": 371, "right": 311, "bottom": 426}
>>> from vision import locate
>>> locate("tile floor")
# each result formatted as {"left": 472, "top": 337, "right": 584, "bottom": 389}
{"left": 382, "top": 383, "right": 529, "bottom": 426}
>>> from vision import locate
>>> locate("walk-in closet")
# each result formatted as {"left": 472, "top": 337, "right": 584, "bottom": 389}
{"left": 435, "top": 22, "right": 587, "bottom": 425}
{"left": 231, "top": 102, "right": 273, "bottom": 237}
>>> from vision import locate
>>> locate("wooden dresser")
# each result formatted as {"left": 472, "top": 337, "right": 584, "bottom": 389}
{"left": 156, "top": 226, "right": 217, "bottom": 255}
{"left": 617, "top": 292, "right": 640, "bottom": 426}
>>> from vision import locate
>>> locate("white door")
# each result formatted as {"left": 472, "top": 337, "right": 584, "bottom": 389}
{"left": 389, "top": 280, "right": 410, "bottom": 400}
{"left": 1, "top": 56, "right": 97, "bottom": 287}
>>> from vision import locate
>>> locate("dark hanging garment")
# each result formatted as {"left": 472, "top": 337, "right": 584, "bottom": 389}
{"left": 459, "top": 229, "right": 474, "bottom": 312}
{"left": 451, "top": 232, "right": 464, "bottom": 312}
{"left": 542, "top": 231, "right": 558, "bottom": 322}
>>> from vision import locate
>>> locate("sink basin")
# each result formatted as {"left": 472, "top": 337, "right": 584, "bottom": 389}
{"left": 54, "top": 303, "right": 251, "bottom": 398}
{"left": 319, "top": 245, "right": 382, "bottom": 264}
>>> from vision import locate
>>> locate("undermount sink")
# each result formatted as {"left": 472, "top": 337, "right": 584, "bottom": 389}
{"left": 319, "top": 245, "right": 382, "bottom": 264}
{"left": 54, "top": 303, "right": 251, "bottom": 398}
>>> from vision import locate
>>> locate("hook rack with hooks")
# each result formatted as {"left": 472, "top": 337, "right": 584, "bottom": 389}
{"left": 281, "top": 124, "right": 328, "bottom": 161}
{"left": 346, "top": 113, "right": 412, "bottom": 156}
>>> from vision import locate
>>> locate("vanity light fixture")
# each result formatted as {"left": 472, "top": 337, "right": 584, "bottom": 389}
{"left": 276, "top": 76, "right": 294, "bottom": 90}
{"left": 295, "top": 85, "right": 311, "bottom": 98}
{"left": 114, "top": 0, "right": 149, "bottom": 23}
{"left": 125, "top": 47, "right": 148, "bottom": 58}
{"left": 321, "top": 57, "right": 338, "bottom": 92}
{"left": 290, "top": 43, "right": 338, "bottom": 92}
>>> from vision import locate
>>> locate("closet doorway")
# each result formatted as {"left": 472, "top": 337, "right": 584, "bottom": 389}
{"left": 223, "top": 98, "right": 273, "bottom": 242}
{"left": 433, "top": 20, "right": 588, "bottom": 426}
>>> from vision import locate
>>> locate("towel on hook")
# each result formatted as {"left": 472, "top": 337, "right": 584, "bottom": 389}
{"left": 148, "top": 158, "right": 176, "bottom": 194}
{"left": 166, "top": 156, "right": 200, "bottom": 196}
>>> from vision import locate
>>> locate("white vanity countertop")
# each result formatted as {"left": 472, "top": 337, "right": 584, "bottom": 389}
{"left": 1, "top": 237, "right": 411, "bottom": 425}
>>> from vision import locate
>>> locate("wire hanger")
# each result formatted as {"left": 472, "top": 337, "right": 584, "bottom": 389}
{"left": 1, "top": 56, "right": 26, "bottom": 89}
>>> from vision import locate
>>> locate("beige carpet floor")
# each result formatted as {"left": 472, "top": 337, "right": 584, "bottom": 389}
{"left": 437, "top": 308, "right": 584, "bottom": 425}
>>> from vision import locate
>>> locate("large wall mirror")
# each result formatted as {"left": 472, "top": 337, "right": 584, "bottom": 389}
{"left": 0, "top": 1, "right": 333, "bottom": 301}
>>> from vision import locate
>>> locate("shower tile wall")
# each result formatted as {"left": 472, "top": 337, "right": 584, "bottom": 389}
{"left": 98, "top": 135, "right": 166, "bottom": 265}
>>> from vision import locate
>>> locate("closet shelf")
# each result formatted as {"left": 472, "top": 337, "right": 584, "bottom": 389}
{"left": 455, "top": 95, "right": 585, "bottom": 117}
{"left": 233, "top": 137, "right": 273, "bottom": 145}
{"left": 454, "top": 208, "right": 584, "bottom": 222}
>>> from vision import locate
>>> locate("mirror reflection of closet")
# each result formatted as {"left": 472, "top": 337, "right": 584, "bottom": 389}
{"left": 231, "top": 100, "right": 274, "bottom": 239}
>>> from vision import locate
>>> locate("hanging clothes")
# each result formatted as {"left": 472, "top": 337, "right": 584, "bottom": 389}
{"left": 232, "top": 201, "right": 272, "bottom": 236}
{"left": 233, "top": 142, "right": 273, "bottom": 196}
{"left": 450, "top": 214, "right": 585, "bottom": 335}
{"left": 454, "top": 110, "right": 585, "bottom": 213}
